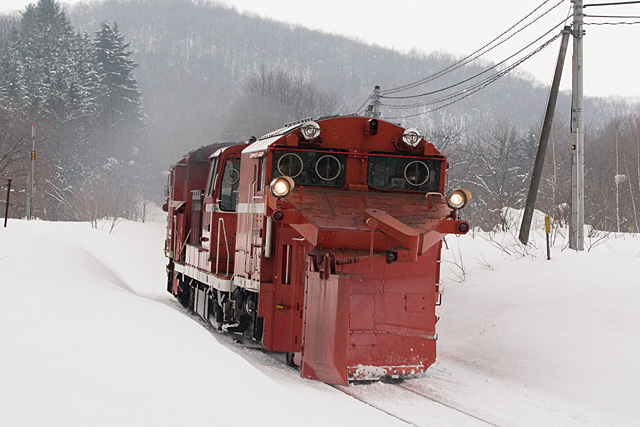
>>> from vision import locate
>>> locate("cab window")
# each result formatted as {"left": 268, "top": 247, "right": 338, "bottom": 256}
{"left": 205, "top": 157, "right": 219, "bottom": 197}
{"left": 271, "top": 147, "right": 346, "bottom": 188}
{"left": 219, "top": 158, "right": 241, "bottom": 211}
{"left": 367, "top": 152, "right": 441, "bottom": 192}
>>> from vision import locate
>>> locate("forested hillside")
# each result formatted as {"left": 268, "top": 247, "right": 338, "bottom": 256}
{"left": 1, "top": 0, "right": 145, "bottom": 221}
{"left": 68, "top": 0, "right": 568, "bottom": 157}
{"left": 1, "top": 0, "right": 639, "bottom": 232}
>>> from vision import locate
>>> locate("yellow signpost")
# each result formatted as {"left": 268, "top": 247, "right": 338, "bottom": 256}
{"left": 545, "top": 216, "right": 551, "bottom": 260}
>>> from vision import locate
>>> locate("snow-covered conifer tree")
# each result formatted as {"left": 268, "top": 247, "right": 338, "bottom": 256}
{"left": 94, "top": 22, "right": 143, "bottom": 129}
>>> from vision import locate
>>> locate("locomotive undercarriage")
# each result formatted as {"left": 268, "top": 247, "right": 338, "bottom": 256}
{"left": 170, "top": 267, "right": 263, "bottom": 344}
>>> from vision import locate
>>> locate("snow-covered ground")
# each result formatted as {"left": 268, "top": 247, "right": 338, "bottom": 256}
{"left": 1, "top": 211, "right": 638, "bottom": 426}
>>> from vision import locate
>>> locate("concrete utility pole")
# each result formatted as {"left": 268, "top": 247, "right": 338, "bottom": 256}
{"left": 570, "top": 0, "right": 585, "bottom": 250}
{"left": 372, "top": 85, "right": 381, "bottom": 119}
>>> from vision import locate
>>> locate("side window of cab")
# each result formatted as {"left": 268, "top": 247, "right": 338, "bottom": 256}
{"left": 205, "top": 157, "right": 219, "bottom": 198}
{"left": 219, "top": 158, "right": 241, "bottom": 211}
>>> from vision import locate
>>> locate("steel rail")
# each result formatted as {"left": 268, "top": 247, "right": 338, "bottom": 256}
{"left": 396, "top": 383, "right": 501, "bottom": 427}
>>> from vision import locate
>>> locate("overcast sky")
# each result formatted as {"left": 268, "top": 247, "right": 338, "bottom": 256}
{"left": 1, "top": 0, "right": 640, "bottom": 98}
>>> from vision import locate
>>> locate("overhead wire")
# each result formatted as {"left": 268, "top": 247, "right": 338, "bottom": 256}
{"left": 584, "top": 19, "right": 640, "bottom": 24}
{"left": 380, "top": 0, "right": 564, "bottom": 96}
{"left": 583, "top": 1, "right": 640, "bottom": 7}
{"left": 357, "top": 0, "right": 631, "bottom": 119}
{"left": 381, "top": 0, "right": 561, "bottom": 95}
{"left": 584, "top": 14, "right": 640, "bottom": 17}
{"left": 381, "top": 16, "right": 569, "bottom": 101}
{"left": 377, "top": 2, "right": 574, "bottom": 119}
{"left": 354, "top": 91, "right": 375, "bottom": 115}
{"left": 382, "top": 31, "right": 564, "bottom": 119}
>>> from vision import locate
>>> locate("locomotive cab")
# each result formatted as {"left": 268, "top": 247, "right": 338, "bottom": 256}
{"left": 231, "top": 116, "right": 470, "bottom": 385}
{"left": 165, "top": 142, "right": 248, "bottom": 322}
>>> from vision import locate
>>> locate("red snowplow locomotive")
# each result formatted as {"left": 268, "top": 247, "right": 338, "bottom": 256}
{"left": 164, "top": 116, "right": 470, "bottom": 385}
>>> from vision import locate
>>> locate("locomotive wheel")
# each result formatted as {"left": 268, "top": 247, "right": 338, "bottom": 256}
{"left": 207, "top": 299, "right": 224, "bottom": 330}
{"left": 179, "top": 283, "right": 194, "bottom": 310}
{"left": 178, "top": 288, "right": 187, "bottom": 308}
{"left": 166, "top": 262, "right": 174, "bottom": 293}
{"left": 187, "top": 285, "right": 195, "bottom": 311}
{"left": 285, "top": 352, "right": 296, "bottom": 367}
{"left": 213, "top": 302, "right": 223, "bottom": 324}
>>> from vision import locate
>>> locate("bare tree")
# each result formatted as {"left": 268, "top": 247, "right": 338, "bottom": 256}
{"left": 454, "top": 121, "right": 534, "bottom": 230}
{"left": 0, "top": 105, "right": 30, "bottom": 217}
{"left": 584, "top": 100, "right": 640, "bottom": 232}
{"left": 222, "top": 68, "right": 341, "bottom": 140}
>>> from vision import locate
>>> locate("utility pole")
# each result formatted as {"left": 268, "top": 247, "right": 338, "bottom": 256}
{"left": 372, "top": 85, "right": 381, "bottom": 119}
{"left": 519, "top": 27, "right": 571, "bottom": 245}
{"left": 4, "top": 179, "right": 11, "bottom": 228}
{"left": 570, "top": 0, "right": 585, "bottom": 250}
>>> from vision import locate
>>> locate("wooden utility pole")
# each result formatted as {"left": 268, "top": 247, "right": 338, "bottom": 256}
{"left": 519, "top": 27, "right": 571, "bottom": 245}
{"left": 570, "top": 0, "right": 585, "bottom": 250}
{"left": 4, "top": 179, "right": 11, "bottom": 228}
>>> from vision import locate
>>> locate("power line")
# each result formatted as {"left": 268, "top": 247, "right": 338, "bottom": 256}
{"left": 584, "top": 1, "right": 640, "bottom": 7}
{"left": 380, "top": 0, "right": 564, "bottom": 96}
{"left": 382, "top": 32, "right": 563, "bottom": 120}
{"left": 354, "top": 91, "right": 374, "bottom": 115}
{"left": 381, "top": 17, "right": 569, "bottom": 101}
{"left": 584, "top": 19, "right": 640, "bottom": 23}
{"left": 585, "top": 13, "right": 640, "bottom": 17}
{"left": 383, "top": 32, "right": 561, "bottom": 113}
{"left": 381, "top": 0, "right": 562, "bottom": 95}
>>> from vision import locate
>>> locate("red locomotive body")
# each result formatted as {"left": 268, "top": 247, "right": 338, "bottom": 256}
{"left": 164, "top": 116, "right": 470, "bottom": 385}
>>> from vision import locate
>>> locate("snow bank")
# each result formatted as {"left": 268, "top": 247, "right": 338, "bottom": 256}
{"left": 0, "top": 220, "right": 403, "bottom": 426}
{"left": 437, "top": 217, "right": 640, "bottom": 426}
{"left": 1, "top": 214, "right": 638, "bottom": 426}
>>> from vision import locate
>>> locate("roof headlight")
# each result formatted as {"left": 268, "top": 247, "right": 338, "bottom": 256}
{"left": 447, "top": 188, "right": 472, "bottom": 210}
{"left": 402, "top": 128, "right": 422, "bottom": 148}
{"left": 270, "top": 176, "right": 295, "bottom": 198}
{"left": 300, "top": 121, "right": 321, "bottom": 141}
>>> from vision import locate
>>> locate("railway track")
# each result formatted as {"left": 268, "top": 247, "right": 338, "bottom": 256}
{"left": 161, "top": 297, "right": 500, "bottom": 426}
{"left": 396, "top": 383, "right": 500, "bottom": 426}
{"left": 335, "top": 381, "right": 500, "bottom": 427}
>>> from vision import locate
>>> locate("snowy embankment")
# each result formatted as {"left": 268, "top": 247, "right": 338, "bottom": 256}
{"left": 1, "top": 211, "right": 639, "bottom": 426}
{"left": 0, "top": 219, "right": 403, "bottom": 427}
{"left": 436, "top": 215, "right": 640, "bottom": 427}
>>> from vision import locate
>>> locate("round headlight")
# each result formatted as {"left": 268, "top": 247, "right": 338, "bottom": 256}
{"left": 447, "top": 188, "right": 472, "bottom": 209}
{"left": 300, "top": 121, "right": 321, "bottom": 141}
{"left": 270, "top": 176, "right": 295, "bottom": 198}
{"left": 402, "top": 128, "right": 421, "bottom": 148}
